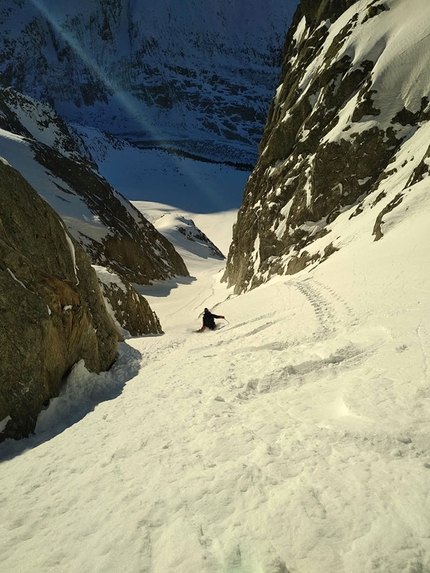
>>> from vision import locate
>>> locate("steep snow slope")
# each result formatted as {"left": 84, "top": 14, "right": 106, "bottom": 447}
{"left": 0, "top": 191, "right": 429, "bottom": 572}
{"left": 1, "top": 1, "right": 429, "bottom": 570}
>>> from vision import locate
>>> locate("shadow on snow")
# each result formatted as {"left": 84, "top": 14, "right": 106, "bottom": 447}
{"left": 135, "top": 275, "right": 196, "bottom": 298}
{"left": 0, "top": 342, "right": 142, "bottom": 463}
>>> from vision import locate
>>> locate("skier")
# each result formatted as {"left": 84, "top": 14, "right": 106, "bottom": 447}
{"left": 198, "top": 308, "right": 225, "bottom": 332}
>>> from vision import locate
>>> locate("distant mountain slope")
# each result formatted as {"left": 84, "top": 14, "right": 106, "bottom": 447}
{"left": 77, "top": 126, "right": 250, "bottom": 209}
{"left": 0, "top": 0, "right": 298, "bottom": 165}
{"left": 223, "top": 0, "right": 430, "bottom": 293}
{"left": 134, "top": 202, "right": 226, "bottom": 261}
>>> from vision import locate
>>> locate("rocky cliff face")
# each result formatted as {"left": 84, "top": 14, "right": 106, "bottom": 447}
{"left": 95, "top": 266, "right": 163, "bottom": 337}
{"left": 223, "top": 0, "right": 430, "bottom": 293}
{"left": 0, "top": 0, "right": 297, "bottom": 165}
{"left": 0, "top": 87, "right": 188, "bottom": 334}
{"left": 0, "top": 160, "right": 120, "bottom": 441}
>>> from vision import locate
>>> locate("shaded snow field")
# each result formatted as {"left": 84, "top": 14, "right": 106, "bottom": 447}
{"left": 1, "top": 187, "right": 430, "bottom": 573}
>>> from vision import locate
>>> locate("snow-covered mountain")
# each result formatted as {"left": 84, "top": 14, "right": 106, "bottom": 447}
{"left": 79, "top": 126, "right": 250, "bottom": 209}
{"left": 0, "top": 88, "right": 187, "bottom": 281}
{"left": 136, "top": 202, "right": 226, "bottom": 260}
{"left": 0, "top": 0, "right": 297, "bottom": 165}
{"left": 0, "top": 87, "right": 190, "bottom": 338}
{"left": 1, "top": 0, "right": 430, "bottom": 569}
{"left": 0, "top": 79, "right": 243, "bottom": 436}
{"left": 223, "top": 0, "right": 430, "bottom": 292}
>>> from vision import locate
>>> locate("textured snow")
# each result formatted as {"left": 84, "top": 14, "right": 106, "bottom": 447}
{"left": 293, "top": 16, "right": 307, "bottom": 45}
{"left": 1, "top": 177, "right": 430, "bottom": 571}
{"left": 316, "top": 0, "right": 430, "bottom": 144}
{"left": 94, "top": 266, "right": 128, "bottom": 293}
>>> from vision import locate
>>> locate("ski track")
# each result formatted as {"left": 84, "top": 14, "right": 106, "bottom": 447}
{"left": 1, "top": 266, "right": 430, "bottom": 572}
{"left": 125, "top": 277, "right": 411, "bottom": 572}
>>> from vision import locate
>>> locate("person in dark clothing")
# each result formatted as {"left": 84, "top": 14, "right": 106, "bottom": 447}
{"left": 199, "top": 308, "right": 225, "bottom": 331}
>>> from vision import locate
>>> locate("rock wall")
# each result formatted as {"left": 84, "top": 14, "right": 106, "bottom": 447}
{"left": 95, "top": 266, "right": 163, "bottom": 336}
{"left": 223, "top": 0, "right": 430, "bottom": 292}
{"left": 0, "top": 160, "right": 120, "bottom": 441}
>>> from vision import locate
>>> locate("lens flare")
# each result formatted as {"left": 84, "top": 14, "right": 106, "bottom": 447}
{"left": 29, "top": 0, "right": 241, "bottom": 211}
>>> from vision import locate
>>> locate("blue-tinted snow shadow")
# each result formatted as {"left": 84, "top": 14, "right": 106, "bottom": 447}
{"left": 0, "top": 342, "right": 142, "bottom": 463}
{"left": 118, "top": 144, "right": 251, "bottom": 213}
{"left": 135, "top": 275, "right": 196, "bottom": 298}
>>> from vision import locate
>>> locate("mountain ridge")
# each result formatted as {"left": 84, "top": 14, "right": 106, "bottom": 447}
{"left": 0, "top": 0, "right": 298, "bottom": 164}
{"left": 0, "top": 86, "right": 190, "bottom": 340}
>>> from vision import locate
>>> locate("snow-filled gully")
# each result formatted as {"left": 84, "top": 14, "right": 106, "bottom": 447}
{"left": 1, "top": 204, "right": 430, "bottom": 573}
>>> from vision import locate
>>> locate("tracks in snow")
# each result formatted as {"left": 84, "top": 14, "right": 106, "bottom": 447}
{"left": 293, "top": 277, "right": 358, "bottom": 340}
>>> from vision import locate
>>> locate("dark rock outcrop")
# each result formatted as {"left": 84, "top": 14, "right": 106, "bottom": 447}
{"left": 95, "top": 266, "right": 163, "bottom": 336}
{"left": 0, "top": 160, "right": 120, "bottom": 441}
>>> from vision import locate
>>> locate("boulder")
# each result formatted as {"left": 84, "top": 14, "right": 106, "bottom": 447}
{"left": 0, "top": 160, "right": 120, "bottom": 441}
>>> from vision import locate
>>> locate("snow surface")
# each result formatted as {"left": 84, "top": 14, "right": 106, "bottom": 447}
{"left": 1, "top": 1, "right": 430, "bottom": 568}
{"left": 83, "top": 128, "right": 250, "bottom": 211}
{"left": 0, "top": 126, "right": 109, "bottom": 245}
{"left": 296, "top": 0, "right": 430, "bottom": 146}
{"left": 1, "top": 184, "right": 430, "bottom": 572}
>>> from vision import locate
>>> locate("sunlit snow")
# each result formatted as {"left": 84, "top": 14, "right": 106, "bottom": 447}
{"left": 1, "top": 176, "right": 430, "bottom": 571}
